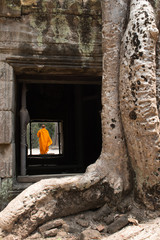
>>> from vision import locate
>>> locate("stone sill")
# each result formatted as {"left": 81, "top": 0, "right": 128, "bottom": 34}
{"left": 17, "top": 173, "right": 83, "bottom": 183}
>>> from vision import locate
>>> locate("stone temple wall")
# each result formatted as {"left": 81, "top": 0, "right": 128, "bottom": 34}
{"left": 0, "top": 0, "right": 102, "bottom": 209}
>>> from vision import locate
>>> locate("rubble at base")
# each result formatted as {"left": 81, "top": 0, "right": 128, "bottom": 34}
{"left": 1, "top": 198, "right": 159, "bottom": 240}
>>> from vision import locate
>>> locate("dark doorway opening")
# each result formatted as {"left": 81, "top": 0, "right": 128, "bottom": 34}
{"left": 16, "top": 78, "right": 102, "bottom": 176}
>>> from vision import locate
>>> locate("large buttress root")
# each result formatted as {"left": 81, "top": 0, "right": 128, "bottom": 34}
{"left": 119, "top": 0, "right": 160, "bottom": 209}
{"left": 0, "top": 174, "right": 120, "bottom": 238}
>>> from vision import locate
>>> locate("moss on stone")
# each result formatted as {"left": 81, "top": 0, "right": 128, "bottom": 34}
{"left": 6, "top": 0, "right": 21, "bottom": 10}
{"left": 0, "top": 178, "right": 13, "bottom": 210}
{"left": 50, "top": 15, "right": 71, "bottom": 43}
{"left": 27, "top": 0, "right": 101, "bottom": 53}
{"left": 29, "top": 14, "right": 47, "bottom": 46}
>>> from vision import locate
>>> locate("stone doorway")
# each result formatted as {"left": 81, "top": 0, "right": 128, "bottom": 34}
{"left": 16, "top": 76, "right": 102, "bottom": 178}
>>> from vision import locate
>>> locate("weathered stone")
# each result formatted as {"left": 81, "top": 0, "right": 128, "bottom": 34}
{"left": 57, "top": 230, "right": 68, "bottom": 238}
{"left": 25, "top": 232, "right": 42, "bottom": 239}
{"left": 0, "top": 62, "right": 14, "bottom": 111}
{"left": 2, "top": 234, "right": 19, "bottom": 240}
{"left": 0, "top": 0, "right": 21, "bottom": 17}
{"left": 0, "top": 145, "right": 13, "bottom": 178}
{"left": 104, "top": 213, "right": 115, "bottom": 225}
{"left": 128, "top": 217, "right": 139, "bottom": 226}
{"left": 96, "top": 224, "right": 105, "bottom": 232}
{"left": 93, "top": 203, "right": 111, "bottom": 220}
{"left": 76, "top": 218, "right": 89, "bottom": 228}
{"left": 0, "top": 0, "right": 102, "bottom": 58}
{"left": 43, "top": 228, "right": 58, "bottom": 238}
{"left": 0, "top": 62, "right": 14, "bottom": 144}
{"left": 0, "top": 0, "right": 102, "bottom": 187}
{"left": 0, "top": 111, "right": 13, "bottom": 144}
{"left": 0, "top": 161, "right": 12, "bottom": 178}
{"left": 39, "top": 219, "right": 64, "bottom": 233}
{"left": 107, "top": 215, "right": 129, "bottom": 234}
{"left": 102, "top": 217, "right": 160, "bottom": 240}
{"left": 0, "top": 178, "right": 13, "bottom": 211}
{"left": 117, "top": 197, "right": 133, "bottom": 213}
{"left": 0, "top": 63, "right": 14, "bottom": 82}
{"left": 0, "top": 81, "right": 13, "bottom": 111}
{"left": 80, "top": 229, "right": 101, "bottom": 240}
{"left": 20, "top": 0, "right": 37, "bottom": 6}
{"left": 62, "top": 223, "right": 70, "bottom": 232}
{"left": 63, "top": 223, "right": 80, "bottom": 233}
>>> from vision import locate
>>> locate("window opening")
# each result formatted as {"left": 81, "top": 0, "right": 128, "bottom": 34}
{"left": 16, "top": 79, "right": 102, "bottom": 177}
{"left": 27, "top": 121, "right": 63, "bottom": 156}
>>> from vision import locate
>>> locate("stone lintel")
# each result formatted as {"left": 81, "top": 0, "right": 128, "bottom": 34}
{"left": 6, "top": 56, "right": 102, "bottom": 76}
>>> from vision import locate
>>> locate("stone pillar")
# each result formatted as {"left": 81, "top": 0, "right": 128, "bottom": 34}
{"left": 0, "top": 62, "right": 15, "bottom": 178}
{"left": 20, "top": 83, "right": 30, "bottom": 176}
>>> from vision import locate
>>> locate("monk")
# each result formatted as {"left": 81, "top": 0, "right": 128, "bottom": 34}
{"left": 37, "top": 125, "right": 53, "bottom": 154}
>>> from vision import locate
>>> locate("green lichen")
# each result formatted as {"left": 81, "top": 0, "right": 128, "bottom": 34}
{"left": 78, "top": 33, "right": 97, "bottom": 55}
{"left": 50, "top": 16, "right": 71, "bottom": 43}
{"left": 0, "top": 178, "right": 13, "bottom": 209}
{"left": 6, "top": 0, "right": 21, "bottom": 11}
{"left": 41, "top": 0, "right": 47, "bottom": 12}
{"left": 28, "top": 0, "right": 101, "bottom": 53}
{"left": 77, "top": 16, "right": 98, "bottom": 55}
{"left": 29, "top": 15, "right": 47, "bottom": 46}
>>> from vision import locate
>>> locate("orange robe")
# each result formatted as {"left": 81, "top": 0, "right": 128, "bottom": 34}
{"left": 37, "top": 128, "right": 52, "bottom": 154}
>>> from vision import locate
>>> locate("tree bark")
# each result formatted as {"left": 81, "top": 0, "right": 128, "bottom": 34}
{"left": 119, "top": 0, "right": 160, "bottom": 210}
{"left": 92, "top": 0, "right": 130, "bottom": 192}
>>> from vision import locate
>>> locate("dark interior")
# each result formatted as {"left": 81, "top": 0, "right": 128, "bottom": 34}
{"left": 16, "top": 77, "right": 102, "bottom": 175}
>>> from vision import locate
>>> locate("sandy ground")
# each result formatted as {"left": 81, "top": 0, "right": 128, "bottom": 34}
{"left": 28, "top": 148, "right": 60, "bottom": 155}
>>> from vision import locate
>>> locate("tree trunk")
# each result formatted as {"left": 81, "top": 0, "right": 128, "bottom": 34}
{"left": 119, "top": 0, "right": 160, "bottom": 210}
{"left": 95, "top": 0, "right": 130, "bottom": 192}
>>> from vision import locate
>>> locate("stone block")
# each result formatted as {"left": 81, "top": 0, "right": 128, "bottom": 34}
{"left": 76, "top": 218, "right": 89, "bottom": 227}
{"left": 0, "top": 145, "right": 13, "bottom": 177}
{"left": 80, "top": 229, "right": 101, "bottom": 240}
{"left": 107, "top": 215, "right": 129, "bottom": 234}
{"left": 104, "top": 213, "right": 115, "bottom": 225}
{"left": 63, "top": 223, "right": 80, "bottom": 233}
{"left": 20, "top": 0, "right": 37, "bottom": 6}
{"left": 93, "top": 203, "right": 111, "bottom": 220}
{"left": 0, "top": 111, "right": 12, "bottom": 144}
{"left": 0, "top": 62, "right": 14, "bottom": 82}
{"left": 39, "top": 219, "right": 64, "bottom": 233}
{"left": 0, "top": 162, "right": 12, "bottom": 178}
{"left": 0, "top": 81, "right": 13, "bottom": 111}
{"left": 0, "top": 62, "right": 14, "bottom": 112}
{"left": 43, "top": 228, "right": 58, "bottom": 238}
{"left": 0, "top": 0, "right": 21, "bottom": 17}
